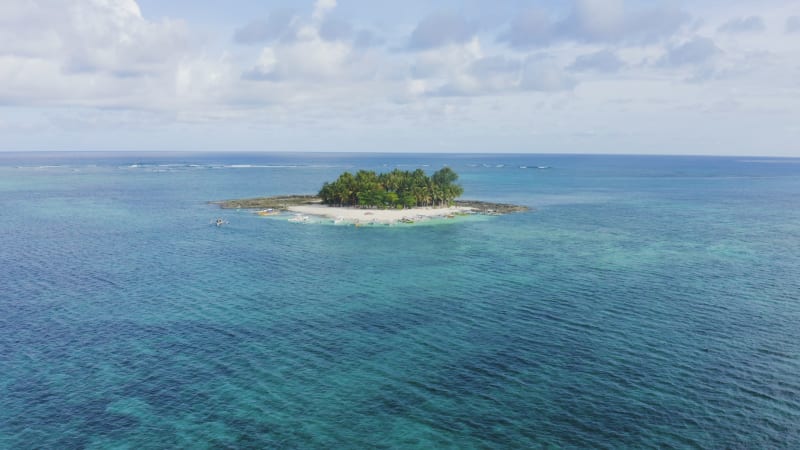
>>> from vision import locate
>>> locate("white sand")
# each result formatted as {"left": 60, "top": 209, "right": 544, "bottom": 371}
{"left": 286, "top": 204, "right": 473, "bottom": 225}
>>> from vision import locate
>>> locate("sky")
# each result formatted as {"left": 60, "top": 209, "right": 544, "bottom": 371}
{"left": 1, "top": 0, "right": 799, "bottom": 155}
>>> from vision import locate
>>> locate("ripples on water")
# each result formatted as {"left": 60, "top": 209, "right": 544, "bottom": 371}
{"left": 1, "top": 153, "right": 800, "bottom": 448}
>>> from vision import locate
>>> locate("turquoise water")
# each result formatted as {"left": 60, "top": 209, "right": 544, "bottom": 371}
{"left": 1, "top": 152, "right": 800, "bottom": 448}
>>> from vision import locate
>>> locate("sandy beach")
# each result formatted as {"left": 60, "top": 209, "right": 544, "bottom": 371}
{"left": 286, "top": 204, "right": 474, "bottom": 224}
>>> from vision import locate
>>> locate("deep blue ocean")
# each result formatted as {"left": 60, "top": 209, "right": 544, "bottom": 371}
{"left": 1, "top": 152, "right": 799, "bottom": 448}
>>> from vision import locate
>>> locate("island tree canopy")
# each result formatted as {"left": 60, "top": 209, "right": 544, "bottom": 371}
{"left": 318, "top": 168, "right": 464, "bottom": 208}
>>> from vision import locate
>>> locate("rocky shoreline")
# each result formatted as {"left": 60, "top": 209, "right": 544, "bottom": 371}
{"left": 211, "top": 195, "right": 321, "bottom": 210}
{"left": 453, "top": 200, "right": 530, "bottom": 214}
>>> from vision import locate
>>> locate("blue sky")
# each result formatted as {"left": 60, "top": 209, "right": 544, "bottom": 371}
{"left": 1, "top": 0, "right": 798, "bottom": 155}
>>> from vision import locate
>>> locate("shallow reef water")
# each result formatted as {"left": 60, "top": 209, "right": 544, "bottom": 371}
{"left": 1, "top": 152, "right": 800, "bottom": 448}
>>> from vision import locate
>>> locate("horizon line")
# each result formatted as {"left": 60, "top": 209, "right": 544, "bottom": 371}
{"left": 1, "top": 149, "right": 799, "bottom": 159}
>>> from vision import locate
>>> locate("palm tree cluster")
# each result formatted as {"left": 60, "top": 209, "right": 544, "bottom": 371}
{"left": 318, "top": 167, "right": 464, "bottom": 209}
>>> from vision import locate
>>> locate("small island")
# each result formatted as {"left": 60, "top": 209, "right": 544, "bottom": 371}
{"left": 213, "top": 168, "right": 529, "bottom": 225}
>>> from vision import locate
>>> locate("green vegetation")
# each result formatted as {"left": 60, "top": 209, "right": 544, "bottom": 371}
{"left": 318, "top": 167, "right": 465, "bottom": 209}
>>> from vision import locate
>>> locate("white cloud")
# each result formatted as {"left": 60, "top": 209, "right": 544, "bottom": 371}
{"left": 500, "top": 0, "right": 690, "bottom": 48}
{"left": 520, "top": 56, "right": 576, "bottom": 92}
{"left": 0, "top": 0, "right": 189, "bottom": 110}
{"left": 242, "top": 48, "right": 280, "bottom": 81}
{"left": 319, "top": 18, "right": 354, "bottom": 42}
{"left": 241, "top": 3, "right": 360, "bottom": 85}
{"left": 233, "top": 10, "right": 299, "bottom": 45}
{"left": 312, "top": 0, "right": 337, "bottom": 23}
{"left": 407, "top": 40, "right": 575, "bottom": 97}
{"left": 407, "top": 13, "right": 479, "bottom": 50}
{"left": 0, "top": 0, "right": 799, "bottom": 155}
{"left": 407, "top": 40, "right": 502, "bottom": 96}
{"left": 786, "top": 16, "right": 800, "bottom": 33}
{"left": 658, "top": 37, "right": 721, "bottom": 68}
{"left": 571, "top": 0, "right": 626, "bottom": 40}
{"left": 718, "top": 16, "right": 766, "bottom": 34}
{"left": 569, "top": 50, "right": 625, "bottom": 73}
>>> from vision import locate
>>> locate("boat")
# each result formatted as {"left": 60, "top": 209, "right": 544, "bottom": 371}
{"left": 256, "top": 208, "right": 278, "bottom": 216}
{"left": 214, "top": 217, "right": 228, "bottom": 227}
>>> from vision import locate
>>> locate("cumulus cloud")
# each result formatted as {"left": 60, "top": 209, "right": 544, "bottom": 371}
{"left": 471, "top": 56, "right": 522, "bottom": 78}
{"left": 413, "top": 41, "right": 575, "bottom": 98}
{"left": 3, "top": 0, "right": 798, "bottom": 154}
{"left": 240, "top": 1, "right": 375, "bottom": 84}
{"left": 568, "top": 50, "right": 624, "bottom": 72}
{"left": 319, "top": 18, "right": 354, "bottom": 42}
{"left": 410, "top": 40, "right": 551, "bottom": 97}
{"left": 237, "top": 0, "right": 398, "bottom": 90}
{"left": 0, "top": 0, "right": 797, "bottom": 156}
{"left": 0, "top": 0, "right": 189, "bottom": 108}
{"left": 569, "top": 2, "right": 689, "bottom": 43}
{"left": 565, "top": 0, "right": 627, "bottom": 41}
{"left": 236, "top": 4, "right": 381, "bottom": 50}
{"left": 233, "top": 10, "right": 298, "bottom": 45}
{"left": 500, "top": 0, "right": 689, "bottom": 48}
{"left": 430, "top": 54, "right": 522, "bottom": 97}
{"left": 410, "top": 39, "right": 482, "bottom": 81}
{"left": 354, "top": 30, "right": 384, "bottom": 48}
{"left": 787, "top": 16, "right": 800, "bottom": 33}
{"left": 242, "top": 39, "right": 355, "bottom": 83}
{"left": 500, "top": 9, "right": 555, "bottom": 48}
{"left": 51, "top": 0, "right": 187, "bottom": 77}
{"left": 312, "top": 0, "right": 337, "bottom": 23}
{"left": 408, "top": 13, "right": 478, "bottom": 50}
{"left": 658, "top": 37, "right": 720, "bottom": 67}
{"left": 718, "top": 16, "right": 765, "bottom": 34}
{"left": 520, "top": 56, "right": 576, "bottom": 91}
{"left": 241, "top": 48, "right": 280, "bottom": 81}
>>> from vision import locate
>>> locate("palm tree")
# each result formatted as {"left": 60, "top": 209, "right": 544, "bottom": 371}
{"left": 319, "top": 167, "right": 463, "bottom": 209}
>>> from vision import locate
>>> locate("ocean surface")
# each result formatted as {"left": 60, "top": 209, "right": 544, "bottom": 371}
{"left": 1, "top": 152, "right": 800, "bottom": 449}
